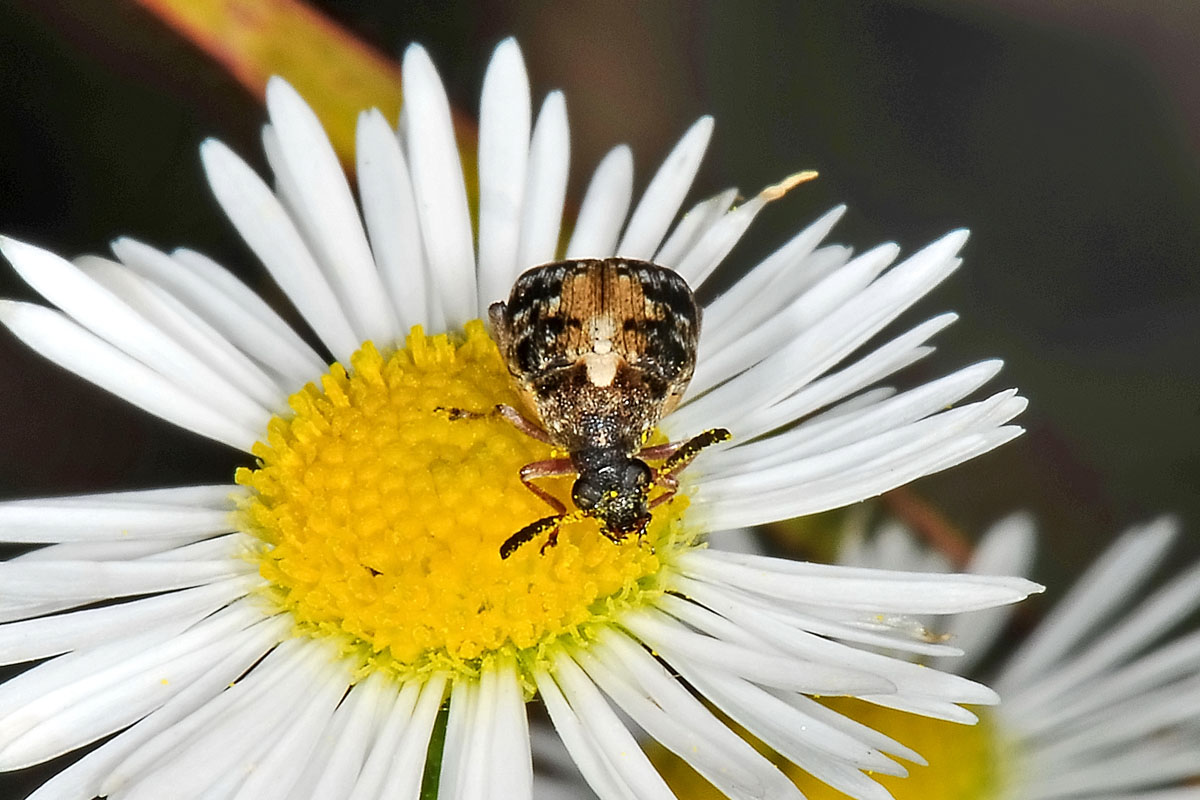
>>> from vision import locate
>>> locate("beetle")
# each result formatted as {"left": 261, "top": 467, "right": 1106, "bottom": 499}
{"left": 443, "top": 257, "right": 729, "bottom": 558}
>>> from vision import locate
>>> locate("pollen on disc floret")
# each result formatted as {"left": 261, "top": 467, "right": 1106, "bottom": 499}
{"left": 236, "top": 320, "right": 694, "bottom": 679}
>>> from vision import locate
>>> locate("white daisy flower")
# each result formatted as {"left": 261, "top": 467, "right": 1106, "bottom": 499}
{"left": 825, "top": 513, "right": 1200, "bottom": 800}
{"left": 0, "top": 38, "right": 1041, "bottom": 800}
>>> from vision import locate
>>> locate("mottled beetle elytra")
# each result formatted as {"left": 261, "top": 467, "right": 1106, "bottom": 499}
{"left": 441, "top": 257, "right": 730, "bottom": 558}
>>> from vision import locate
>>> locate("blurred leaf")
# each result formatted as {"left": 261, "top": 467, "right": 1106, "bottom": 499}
{"left": 133, "top": 0, "right": 476, "bottom": 167}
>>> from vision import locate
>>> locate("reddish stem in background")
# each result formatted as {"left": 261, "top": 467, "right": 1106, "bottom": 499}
{"left": 881, "top": 487, "right": 972, "bottom": 569}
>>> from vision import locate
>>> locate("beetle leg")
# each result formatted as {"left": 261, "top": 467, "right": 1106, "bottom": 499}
{"left": 435, "top": 403, "right": 554, "bottom": 444}
{"left": 654, "top": 428, "right": 732, "bottom": 482}
{"left": 519, "top": 458, "right": 574, "bottom": 513}
{"left": 501, "top": 514, "right": 561, "bottom": 559}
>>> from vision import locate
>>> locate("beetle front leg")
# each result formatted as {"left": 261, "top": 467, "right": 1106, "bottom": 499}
{"left": 519, "top": 458, "right": 574, "bottom": 513}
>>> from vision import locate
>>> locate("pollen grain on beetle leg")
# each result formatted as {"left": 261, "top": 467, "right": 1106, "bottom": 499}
{"left": 235, "top": 320, "right": 695, "bottom": 679}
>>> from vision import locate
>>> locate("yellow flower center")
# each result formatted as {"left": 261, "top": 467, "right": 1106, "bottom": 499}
{"left": 236, "top": 321, "right": 693, "bottom": 680}
{"left": 653, "top": 699, "right": 1004, "bottom": 800}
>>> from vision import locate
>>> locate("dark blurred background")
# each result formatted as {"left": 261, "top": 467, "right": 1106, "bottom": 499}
{"left": 0, "top": 0, "right": 1198, "bottom": 793}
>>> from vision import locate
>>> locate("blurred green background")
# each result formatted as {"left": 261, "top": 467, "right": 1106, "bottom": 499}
{"left": 0, "top": 1, "right": 1198, "bottom": 794}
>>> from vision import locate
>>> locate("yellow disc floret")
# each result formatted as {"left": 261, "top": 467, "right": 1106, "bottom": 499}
{"left": 237, "top": 321, "right": 692, "bottom": 680}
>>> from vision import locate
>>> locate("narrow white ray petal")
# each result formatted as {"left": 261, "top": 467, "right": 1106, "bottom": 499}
{"left": 687, "top": 664, "right": 903, "bottom": 775}
{"left": 577, "top": 630, "right": 804, "bottom": 799}
{"left": 653, "top": 188, "right": 738, "bottom": 269}
{"left": 200, "top": 138, "right": 359, "bottom": 360}
{"left": 24, "top": 615, "right": 285, "bottom": 800}
{"left": 689, "top": 313, "right": 954, "bottom": 445}
{"left": 0, "top": 237, "right": 272, "bottom": 432}
{"left": 0, "top": 600, "right": 265, "bottom": 763}
{"left": 783, "top": 692, "right": 929, "bottom": 766}
{"left": 77, "top": 255, "right": 285, "bottom": 410}
{"left": 675, "top": 171, "right": 818, "bottom": 290}
{"left": 230, "top": 657, "right": 351, "bottom": 800}
{"left": 669, "top": 575, "right": 1002, "bottom": 706}
{"left": 690, "top": 242, "right": 900, "bottom": 400}
{"left": 347, "top": 678, "right": 422, "bottom": 800}
{"left": 438, "top": 679, "right": 475, "bottom": 800}
{"left": 401, "top": 44, "right": 477, "bottom": 327}
{"left": 14, "top": 539, "right": 205, "bottom": 563}
{"left": 1024, "top": 737, "right": 1200, "bottom": 799}
{"left": 96, "top": 627, "right": 292, "bottom": 796}
{"left": 0, "top": 494, "right": 233, "bottom": 543}
{"left": 701, "top": 205, "right": 847, "bottom": 345}
{"left": 701, "top": 391, "right": 1024, "bottom": 502}
{"left": 678, "top": 241, "right": 968, "bottom": 436}
{"left": 355, "top": 109, "right": 430, "bottom": 332}
{"left": 0, "top": 577, "right": 253, "bottom": 665}
{"left": 540, "top": 658, "right": 676, "bottom": 800}
{"left": 1023, "top": 629, "right": 1200, "bottom": 737}
{"left": 682, "top": 668, "right": 902, "bottom": 800}
{"left": 1031, "top": 676, "right": 1200, "bottom": 765}
{"left": 620, "top": 608, "right": 894, "bottom": 694}
{"left": 476, "top": 37, "right": 531, "bottom": 312}
{"left": 489, "top": 658, "right": 534, "bottom": 799}
{"left": 676, "top": 545, "right": 1041, "bottom": 614}
{"left": 264, "top": 78, "right": 397, "bottom": 344}
{"left": 116, "top": 639, "right": 328, "bottom": 800}
{"left": 617, "top": 116, "right": 714, "bottom": 260}
{"left": 931, "top": 513, "right": 1038, "bottom": 675}
{"left": 566, "top": 145, "right": 635, "bottom": 259}
{"left": 0, "top": 619, "right": 247, "bottom": 771}
{"left": 301, "top": 673, "right": 389, "bottom": 800}
{"left": 24, "top": 484, "right": 239, "bottom": 508}
{"left": 997, "top": 518, "right": 1178, "bottom": 693}
{"left": 0, "top": 559, "right": 251, "bottom": 605}
{"left": 515, "top": 91, "right": 570, "bottom": 274}
{"left": 373, "top": 673, "right": 447, "bottom": 800}
{"left": 112, "top": 239, "right": 325, "bottom": 386}
{"left": 1007, "top": 554, "right": 1200, "bottom": 715}
{"left": 708, "top": 360, "right": 1003, "bottom": 476}
{"left": 697, "top": 412, "right": 1024, "bottom": 530}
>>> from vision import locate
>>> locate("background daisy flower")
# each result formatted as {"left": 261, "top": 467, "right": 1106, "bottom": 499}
{"left": 0, "top": 39, "right": 1041, "bottom": 800}
{"left": 808, "top": 512, "right": 1200, "bottom": 799}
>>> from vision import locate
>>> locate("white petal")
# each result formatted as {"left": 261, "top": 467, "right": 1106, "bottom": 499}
{"left": 112, "top": 239, "right": 325, "bottom": 386}
{"left": 0, "top": 577, "right": 252, "bottom": 665}
{"left": 621, "top": 607, "right": 893, "bottom": 694}
{"left": 372, "top": 674, "right": 448, "bottom": 800}
{"left": 515, "top": 91, "right": 570, "bottom": 273}
{"left": 355, "top": 109, "right": 430, "bottom": 332}
{"left": 200, "top": 138, "right": 360, "bottom": 360}
{"left": 931, "top": 512, "right": 1038, "bottom": 675}
{"left": 344, "top": 678, "right": 422, "bottom": 799}
{"left": 476, "top": 37, "right": 532, "bottom": 313}
{"left": 997, "top": 518, "right": 1178, "bottom": 693}
{"left": 230, "top": 656, "right": 351, "bottom": 800}
{"left": 566, "top": 145, "right": 634, "bottom": 259}
{"left": 576, "top": 630, "right": 804, "bottom": 799}
{"left": 24, "top": 614, "right": 285, "bottom": 800}
{"left": 301, "top": 673, "right": 390, "bottom": 800}
{"left": 654, "top": 188, "right": 738, "bottom": 269}
{"left": 537, "top": 659, "right": 676, "bottom": 800}
{"left": 401, "top": 44, "right": 477, "bottom": 328}
{"left": 0, "top": 300, "right": 255, "bottom": 449}
{"left": 0, "top": 558, "right": 252, "bottom": 600}
{"left": 0, "top": 237, "right": 271, "bottom": 432}
{"left": 0, "top": 600, "right": 266, "bottom": 766}
{"left": 264, "top": 78, "right": 398, "bottom": 345}
{"left": 675, "top": 172, "right": 818, "bottom": 290}
{"left": 0, "top": 493, "right": 234, "bottom": 543}
{"left": 77, "top": 255, "right": 285, "bottom": 410}
{"left": 617, "top": 116, "right": 714, "bottom": 260}
{"left": 701, "top": 205, "right": 847, "bottom": 348}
